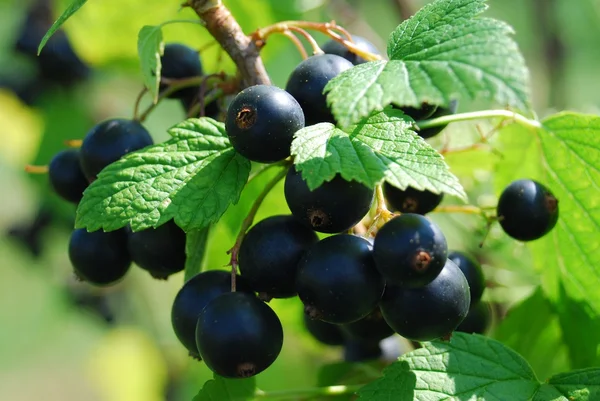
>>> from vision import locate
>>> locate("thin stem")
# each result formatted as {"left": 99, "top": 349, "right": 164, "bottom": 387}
{"left": 287, "top": 26, "right": 323, "bottom": 55}
{"left": 132, "top": 87, "right": 148, "bottom": 121}
{"left": 254, "top": 20, "right": 382, "bottom": 62}
{"left": 254, "top": 384, "right": 363, "bottom": 400}
{"left": 418, "top": 110, "right": 542, "bottom": 131}
{"left": 64, "top": 139, "right": 83, "bottom": 148}
{"left": 432, "top": 205, "right": 485, "bottom": 215}
{"left": 282, "top": 30, "right": 309, "bottom": 60}
{"left": 24, "top": 165, "right": 49, "bottom": 174}
{"left": 227, "top": 166, "right": 290, "bottom": 291}
{"left": 365, "top": 184, "right": 394, "bottom": 237}
{"left": 247, "top": 159, "right": 291, "bottom": 183}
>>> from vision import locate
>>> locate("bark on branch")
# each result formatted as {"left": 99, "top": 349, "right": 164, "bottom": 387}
{"left": 187, "top": 0, "right": 271, "bottom": 88}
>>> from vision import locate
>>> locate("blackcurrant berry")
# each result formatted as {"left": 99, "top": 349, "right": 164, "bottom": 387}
{"left": 321, "top": 35, "right": 380, "bottom": 65}
{"left": 496, "top": 179, "right": 559, "bottom": 241}
{"left": 456, "top": 301, "right": 492, "bottom": 335}
{"left": 303, "top": 312, "right": 344, "bottom": 346}
{"left": 380, "top": 259, "right": 471, "bottom": 342}
{"left": 171, "top": 270, "right": 252, "bottom": 358}
{"left": 225, "top": 85, "right": 305, "bottom": 163}
{"left": 68, "top": 228, "right": 131, "bottom": 286}
{"left": 179, "top": 92, "right": 221, "bottom": 121}
{"left": 239, "top": 215, "right": 318, "bottom": 299}
{"left": 48, "top": 149, "right": 89, "bottom": 203}
{"left": 448, "top": 251, "right": 485, "bottom": 305}
{"left": 373, "top": 213, "right": 448, "bottom": 288}
{"left": 195, "top": 292, "right": 283, "bottom": 378}
{"left": 296, "top": 235, "right": 384, "bottom": 324}
{"left": 160, "top": 43, "right": 203, "bottom": 100}
{"left": 127, "top": 220, "right": 186, "bottom": 280}
{"left": 343, "top": 339, "right": 382, "bottom": 362}
{"left": 383, "top": 183, "right": 444, "bottom": 215}
{"left": 284, "top": 167, "right": 373, "bottom": 233}
{"left": 79, "top": 118, "right": 154, "bottom": 182}
{"left": 402, "top": 100, "right": 458, "bottom": 139}
{"left": 285, "top": 54, "right": 353, "bottom": 126}
{"left": 340, "top": 308, "right": 394, "bottom": 342}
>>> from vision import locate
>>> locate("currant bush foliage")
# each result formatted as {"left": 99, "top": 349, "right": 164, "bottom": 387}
{"left": 290, "top": 109, "right": 466, "bottom": 198}
{"left": 75, "top": 118, "right": 250, "bottom": 232}
{"left": 325, "top": 0, "right": 531, "bottom": 128}
{"left": 357, "top": 333, "right": 600, "bottom": 401}
{"left": 137, "top": 25, "right": 164, "bottom": 102}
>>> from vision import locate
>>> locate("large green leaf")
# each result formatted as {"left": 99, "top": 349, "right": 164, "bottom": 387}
{"left": 325, "top": 0, "right": 531, "bottom": 128}
{"left": 291, "top": 109, "right": 466, "bottom": 199}
{"left": 495, "top": 112, "right": 600, "bottom": 368}
{"left": 357, "top": 333, "right": 600, "bottom": 401}
{"left": 75, "top": 118, "right": 250, "bottom": 232}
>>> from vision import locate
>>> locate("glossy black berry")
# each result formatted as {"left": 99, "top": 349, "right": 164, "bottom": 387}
{"left": 497, "top": 179, "right": 559, "bottom": 241}
{"left": 285, "top": 54, "right": 353, "bottom": 126}
{"left": 380, "top": 259, "right": 471, "bottom": 341}
{"left": 402, "top": 100, "right": 458, "bottom": 139}
{"left": 225, "top": 85, "right": 305, "bottom": 163}
{"left": 284, "top": 167, "right": 373, "bottom": 233}
{"left": 79, "top": 119, "right": 153, "bottom": 182}
{"left": 48, "top": 149, "right": 89, "bottom": 203}
{"left": 321, "top": 35, "right": 380, "bottom": 65}
{"left": 343, "top": 339, "right": 382, "bottom": 362}
{"left": 340, "top": 308, "right": 394, "bottom": 342}
{"left": 160, "top": 43, "right": 203, "bottom": 99}
{"left": 448, "top": 251, "right": 485, "bottom": 305}
{"left": 373, "top": 214, "right": 448, "bottom": 288}
{"left": 239, "top": 215, "right": 318, "bottom": 299}
{"left": 297, "top": 235, "right": 384, "bottom": 324}
{"left": 127, "top": 220, "right": 186, "bottom": 280}
{"left": 303, "top": 312, "right": 344, "bottom": 346}
{"left": 179, "top": 91, "right": 221, "bottom": 121}
{"left": 171, "top": 270, "right": 252, "bottom": 358}
{"left": 68, "top": 228, "right": 131, "bottom": 286}
{"left": 456, "top": 301, "right": 492, "bottom": 335}
{"left": 195, "top": 292, "right": 283, "bottom": 378}
{"left": 384, "top": 183, "right": 444, "bottom": 215}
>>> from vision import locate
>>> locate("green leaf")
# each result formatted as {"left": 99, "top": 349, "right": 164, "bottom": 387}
{"left": 357, "top": 333, "right": 540, "bottom": 401}
{"left": 495, "top": 113, "right": 600, "bottom": 368}
{"left": 193, "top": 374, "right": 255, "bottom": 401}
{"left": 75, "top": 118, "right": 251, "bottom": 232}
{"left": 137, "top": 25, "right": 164, "bottom": 103}
{"left": 547, "top": 368, "right": 600, "bottom": 400}
{"left": 325, "top": 0, "right": 531, "bottom": 128}
{"left": 493, "top": 288, "right": 570, "bottom": 380}
{"left": 184, "top": 227, "right": 210, "bottom": 282}
{"left": 38, "top": 0, "right": 89, "bottom": 55}
{"left": 291, "top": 109, "right": 466, "bottom": 200}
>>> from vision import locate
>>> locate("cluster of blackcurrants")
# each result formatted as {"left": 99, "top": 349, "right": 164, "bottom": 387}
{"left": 47, "top": 43, "right": 224, "bottom": 285}
{"left": 44, "top": 32, "right": 560, "bottom": 380}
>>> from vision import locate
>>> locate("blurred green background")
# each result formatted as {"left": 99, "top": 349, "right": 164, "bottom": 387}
{"left": 1, "top": 0, "right": 599, "bottom": 400}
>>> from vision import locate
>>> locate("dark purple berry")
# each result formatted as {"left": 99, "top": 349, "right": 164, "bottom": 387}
{"left": 384, "top": 183, "right": 444, "bottom": 215}
{"left": 373, "top": 214, "right": 448, "bottom": 288}
{"left": 448, "top": 251, "right": 485, "bottom": 305}
{"left": 48, "top": 149, "right": 89, "bottom": 203}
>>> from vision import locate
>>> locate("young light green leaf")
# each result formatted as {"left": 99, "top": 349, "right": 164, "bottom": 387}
{"left": 325, "top": 0, "right": 531, "bottom": 128}
{"left": 358, "top": 333, "right": 540, "bottom": 400}
{"left": 291, "top": 109, "right": 466, "bottom": 200}
{"left": 193, "top": 374, "right": 255, "bottom": 401}
{"left": 37, "top": 0, "right": 88, "bottom": 55}
{"left": 75, "top": 118, "right": 251, "bottom": 233}
{"left": 184, "top": 227, "right": 210, "bottom": 282}
{"left": 137, "top": 26, "right": 164, "bottom": 103}
{"left": 495, "top": 113, "right": 600, "bottom": 368}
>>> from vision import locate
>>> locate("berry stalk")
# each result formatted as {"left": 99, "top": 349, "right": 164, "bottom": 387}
{"left": 227, "top": 165, "right": 290, "bottom": 291}
{"left": 417, "top": 109, "right": 542, "bottom": 130}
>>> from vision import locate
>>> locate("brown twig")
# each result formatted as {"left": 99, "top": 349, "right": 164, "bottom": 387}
{"left": 185, "top": 0, "right": 271, "bottom": 87}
